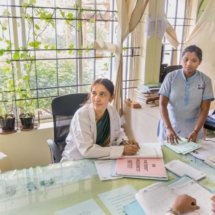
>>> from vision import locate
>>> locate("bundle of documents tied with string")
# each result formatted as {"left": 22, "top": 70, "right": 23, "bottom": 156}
{"left": 164, "top": 137, "right": 201, "bottom": 154}
{"left": 114, "top": 143, "right": 168, "bottom": 180}
{"left": 95, "top": 143, "right": 168, "bottom": 181}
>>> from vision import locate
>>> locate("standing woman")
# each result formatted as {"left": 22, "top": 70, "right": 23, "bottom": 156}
{"left": 158, "top": 45, "right": 214, "bottom": 144}
{"left": 62, "top": 78, "right": 139, "bottom": 161}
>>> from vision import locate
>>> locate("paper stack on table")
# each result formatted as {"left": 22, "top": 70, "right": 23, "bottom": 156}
{"left": 95, "top": 143, "right": 168, "bottom": 181}
{"left": 164, "top": 137, "right": 201, "bottom": 154}
{"left": 204, "top": 155, "right": 215, "bottom": 168}
{"left": 114, "top": 143, "right": 168, "bottom": 180}
{"left": 165, "top": 159, "right": 206, "bottom": 180}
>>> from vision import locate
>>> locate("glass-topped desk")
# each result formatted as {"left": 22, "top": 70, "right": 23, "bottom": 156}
{"left": 0, "top": 147, "right": 215, "bottom": 215}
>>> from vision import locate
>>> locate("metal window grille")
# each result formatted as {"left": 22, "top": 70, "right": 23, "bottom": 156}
{"left": 0, "top": 0, "right": 140, "bottom": 125}
{"left": 163, "top": 0, "right": 195, "bottom": 66}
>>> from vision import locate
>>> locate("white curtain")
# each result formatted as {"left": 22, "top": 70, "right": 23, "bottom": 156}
{"left": 114, "top": 0, "right": 149, "bottom": 114}
{"left": 185, "top": 0, "right": 215, "bottom": 94}
{"left": 94, "top": 1, "right": 179, "bottom": 112}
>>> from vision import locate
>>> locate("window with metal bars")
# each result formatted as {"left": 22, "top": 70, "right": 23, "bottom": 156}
{"left": 0, "top": 0, "right": 140, "bottom": 124}
{"left": 163, "top": 0, "right": 195, "bottom": 66}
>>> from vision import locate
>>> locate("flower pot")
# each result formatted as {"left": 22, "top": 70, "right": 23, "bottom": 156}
{"left": 0, "top": 114, "right": 16, "bottom": 132}
{"left": 19, "top": 114, "right": 35, "bottom": 130}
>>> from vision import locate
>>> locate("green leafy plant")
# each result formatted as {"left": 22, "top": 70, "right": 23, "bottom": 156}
{"left": 16, "top": 75, "right": 35, "bottom": 117}
{"left": 0, "top": 79, "right": 16, "bottom": 131}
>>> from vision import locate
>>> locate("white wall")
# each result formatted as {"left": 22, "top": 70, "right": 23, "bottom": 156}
{"left": 0, "top": 127, "right": 53, "bottom": 172}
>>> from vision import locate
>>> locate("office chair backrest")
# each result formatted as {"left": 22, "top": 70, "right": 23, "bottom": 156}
{"left": 51, "top": 93, "right": 88, "bottom": 162}
{"left": 160, "top": 65, "right": 182, "bottom": 83}
{"left": 204, "top": 110, "right": 215, "bottom": 131}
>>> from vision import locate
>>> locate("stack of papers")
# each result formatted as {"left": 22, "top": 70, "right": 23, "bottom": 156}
{"left": 204, "top": 155, "right": 215, "bottom": 168}
{"left": 190, "top": 140, "right": 215, "bottom": 160}
{"left": 164, "top": 138, "right": 201, "bottom": 154}
{"left": 115, "top": 157, "right": 168, "bottom": 180}
{"left": 95, "top": 143, "right": 167, "bottom": 181}
{"left": 135, "top": 176, "right": 213, "bottom": 215}
{"left": 189, "top": 140, "right": 215, "bottom": 169}
{"left": 165, "top": 160, "right": 206, "bottom": 180}
{"left": 114, "top": 143, "right": 168, "bottom": 180}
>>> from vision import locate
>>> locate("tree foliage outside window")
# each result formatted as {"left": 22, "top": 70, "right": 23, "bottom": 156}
{"left": 0, "top": 0, "right": 138, "bottom": 123}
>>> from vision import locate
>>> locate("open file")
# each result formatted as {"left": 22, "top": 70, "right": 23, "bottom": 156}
{"left": 135, "top": 177, "right": 212, "bottom": 215}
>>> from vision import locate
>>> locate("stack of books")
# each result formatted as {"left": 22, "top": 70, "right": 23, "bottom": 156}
{"left": 135, "top": 84, "right": 160, "bottom": 105}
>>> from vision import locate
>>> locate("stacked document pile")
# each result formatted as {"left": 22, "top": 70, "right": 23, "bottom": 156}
{"left": 165, "top": 160, "right": 206, "bottom": 180}
{"left": 135, "top": 84, "right": 160, "bottom": 105}
{"left": 135, "top": 176, "right": 213, "bottom": 215}
{"left": 190, "top": 140, "right": 215, "bottom": 168}
{"left": 204, "top": 156, "right": 215, "bottom": 168}
{"left": 164, "top": 137, "right": 201, "bottom": 154}
{"left": 95, "top": 143, "right": 168, "bottom": 181}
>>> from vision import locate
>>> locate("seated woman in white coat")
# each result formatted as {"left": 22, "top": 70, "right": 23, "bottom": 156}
{"left": 62, "top": 78, "right": 139, "bottom": 161}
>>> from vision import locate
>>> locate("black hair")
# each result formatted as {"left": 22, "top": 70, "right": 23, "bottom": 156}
{"left": 91, "top": 78, "right": 114, "bottom": 96}
{"left": 182, "top": 45, "right": 202, "bottom": 62}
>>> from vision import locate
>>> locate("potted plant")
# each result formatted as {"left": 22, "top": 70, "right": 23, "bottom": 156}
{"left": 16, "top": 75, "right": 36, "bottom": 130}
{"left": 0, "top": 79, "right": 16, "bottom": 132}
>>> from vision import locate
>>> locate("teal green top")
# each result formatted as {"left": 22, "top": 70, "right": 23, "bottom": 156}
{"left": 96, "top": 109, "right": 110, "bottom": 146}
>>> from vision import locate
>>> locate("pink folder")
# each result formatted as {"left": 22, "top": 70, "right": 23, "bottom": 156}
{"left": 115, "top": 158, "right": 167, "bottom": 179}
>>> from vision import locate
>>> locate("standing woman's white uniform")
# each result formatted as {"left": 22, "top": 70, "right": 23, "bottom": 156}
{"left": 62, "top": 78, "right": 139, "bottom": 161}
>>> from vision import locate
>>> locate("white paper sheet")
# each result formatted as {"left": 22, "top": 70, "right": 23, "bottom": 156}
{"left": 164, "top": 138, "right": 201, "bottom": 154}
{"left": 55, "top": 199, "right": 105, "bottom": 215}
{"left": 123, "top": 143, "right": 163, "bottom": 158}
{"left": 0, "top": 152, "right": 7, "bottom": 160}
{"left": 165, "top": 160, "right": 206, "bottom": 180}
{"left": 94, "top": 160, "right": 122, "bottom": 181}
{"left": 136, "top": 177, "right": 213, "bottom": 215}
{"left": 99, "top": 185, "right": 136, "bottom": 215}
{"left": 191, "top": 140, "right": 215, "bottom": 160}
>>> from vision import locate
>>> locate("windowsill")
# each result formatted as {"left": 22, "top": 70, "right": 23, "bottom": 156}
{"left": 38, "top": 122, "right": 53, "bottom": 130}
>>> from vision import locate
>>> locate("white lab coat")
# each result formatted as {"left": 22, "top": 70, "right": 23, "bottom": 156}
{"left": 61, "top": 103, "right": 127, "bottom": 161}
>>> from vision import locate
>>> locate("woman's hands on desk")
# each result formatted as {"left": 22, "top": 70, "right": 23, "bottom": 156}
{"left": 171, "top": 194, "right": 199, "bottom": 214}
{"left": 187, "top": 130, "right": 198, "bottom": 142}
{"left": 166, "top": 128, "right": 181, "bottom": 144}
{"left": 170, "top": 194, "right": 215, "bottom": 214}
{"left": 122, "top": 140, "right": 140, "bottom": 155}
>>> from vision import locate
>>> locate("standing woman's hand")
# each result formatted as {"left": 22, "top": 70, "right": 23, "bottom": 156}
{"left": 166, "top": 128, "right": 180, "bottom": 144}
{"left": 187, "top": 130, "right": 198, "bottom": 142}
